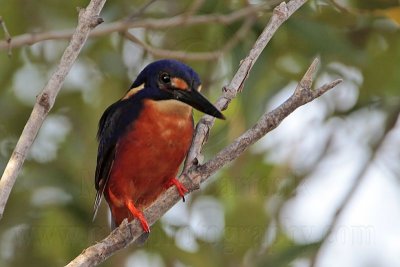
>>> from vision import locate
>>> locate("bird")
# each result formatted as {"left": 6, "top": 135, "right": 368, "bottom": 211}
{"left": 92, "top": 59, "right": 225, "bottom": 234}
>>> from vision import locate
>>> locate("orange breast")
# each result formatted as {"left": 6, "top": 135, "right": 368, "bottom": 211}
{"left": 104, "top": 99, "right": 194, "bottom": 225}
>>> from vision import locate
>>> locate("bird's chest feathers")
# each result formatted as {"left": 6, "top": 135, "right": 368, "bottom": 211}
{"left": 126, "top": 99, "right": 193, "bottom": 146}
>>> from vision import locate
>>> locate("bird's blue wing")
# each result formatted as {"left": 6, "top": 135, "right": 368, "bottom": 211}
{"left": 93, "top": 101, "right": 121, "bottom": 220}
{"left": 92, "top": 95, "right": 144, "bottom": 220}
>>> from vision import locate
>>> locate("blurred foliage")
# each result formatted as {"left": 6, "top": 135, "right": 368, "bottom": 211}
{"left": 0, "top": 0, "right": 399, "bottom": 266}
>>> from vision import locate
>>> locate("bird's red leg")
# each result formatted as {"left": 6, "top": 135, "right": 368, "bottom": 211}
{"left": 166, "top": 178, "right": 188, "bottom": 202}
{"left": 126, "top": 200, "right": 150, "bottom": 233}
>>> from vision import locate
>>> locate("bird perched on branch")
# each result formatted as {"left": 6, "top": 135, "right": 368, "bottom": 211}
{"left": 92, "top": 59, "right": 225, "bottom": 234}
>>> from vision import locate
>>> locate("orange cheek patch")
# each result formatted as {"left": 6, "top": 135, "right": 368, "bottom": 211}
{"left": 172, "top": 78, "right": 189, "bottom": 91}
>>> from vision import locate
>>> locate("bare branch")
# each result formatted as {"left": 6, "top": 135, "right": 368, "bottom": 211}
{"left": 63, "top": 1, "right": 343, "bottom": 266}
{"left": 184, "top": 0, "right": 307, "bottom": 173}
{"left": 0, "top": 16, "right": 12, "bottom": 56}
{"left": 126, "top": 0, "right": 159, "bottom": 21}
{"left": 0, "top": 1, "right": 106, "bottom": 219}
{"left": 123, "top": 17, "right": 255, "bottom": 61}
{"left": 0, "top": 4, "right": 265, "bottom": 51}
{"left": 197, "top": 59, "right": 342, "bottom": 179}
{"left": 309, "top": 107, "right": 400, "bottom": 267}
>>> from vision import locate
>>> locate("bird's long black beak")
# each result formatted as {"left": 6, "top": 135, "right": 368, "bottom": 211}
{"left": 173, "top": 88, "right": 225, "bottom": 119}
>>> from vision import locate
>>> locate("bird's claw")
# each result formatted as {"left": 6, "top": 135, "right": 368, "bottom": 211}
{"left": 167, "top": 178, "right": 188, "bottom": 202}
{"left": 126, "top": 200, "right": 150, "bottom": 233}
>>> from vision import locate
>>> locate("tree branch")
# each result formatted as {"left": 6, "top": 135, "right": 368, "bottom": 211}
{"left": 0, "top": 4, "right": 265, "bottom": 51}
{"left": 0, "top": 1, "right": 106, "bottom": 219}
{"left": 183, "top": 0, "right": 307, "bottom": 172}
{"left": 0, "top": 16, "right": 12, "bottom": 56}
{"left": 197, "top": 58, "right": 342, "bottom": 180}
{"left": 126, "top": 0, "right": 159, "bottom": 21}
{"left": 64, "top": 1, "right": 344, "bottom": 266}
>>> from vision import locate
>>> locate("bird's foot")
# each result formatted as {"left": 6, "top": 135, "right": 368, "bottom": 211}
{"left": 166, "top": 178, "right": 188, "bottom": 202}
{"left": 126, "top": 200, "right": 150, "bottom": 233}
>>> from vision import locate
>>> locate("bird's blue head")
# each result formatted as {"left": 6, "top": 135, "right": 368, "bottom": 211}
{"left": 128, "top": 59, "right": 224, "bottom": 119}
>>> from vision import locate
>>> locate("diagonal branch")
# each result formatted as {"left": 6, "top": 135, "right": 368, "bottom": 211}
{"left": 63, "top": 1, "right": 344, "bottom": 266}
{"left": 0, "top": 4, "right": 265, "bottom": 51}
{"left": 183, "top": 0, "right": 307, "bottom": 172}
{"left": 126, "top": 0, "right": 159, "bottom": 21}
{"left": 197, "top": 58, "right": 342, "bottom": 180}
{"left": 0, "top": 1, "right": 106, "bottom": 219}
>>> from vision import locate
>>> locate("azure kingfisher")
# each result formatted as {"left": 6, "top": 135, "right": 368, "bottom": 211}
{"left": 93, "top": 59, "right": 225, "bottom": 233}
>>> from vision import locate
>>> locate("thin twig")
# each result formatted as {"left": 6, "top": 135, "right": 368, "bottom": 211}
{"left": 183, "top": 0, "right": 205, "bottom": 19}
{"left": 309, "top": 107, "right": 400, "bottom": 267}
{"left": 126, "top": 0, "right": 159, "bottom": 21}
{"left": 62, "top": 1, "right": 342, "bottom": 266}
{"left": 0, "top": 16, "right": 12, "bottom": 56}
{"left": 123, "top": 17, "right": 255, "bottom": 61}
{"left": 0, "top": 1, "right": 106, "bottom": 219}
{"left": 0, "top": 4, "right": 265, "bottom": 51}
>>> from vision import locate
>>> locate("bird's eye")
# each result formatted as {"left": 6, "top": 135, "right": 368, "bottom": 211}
{"left": 160, "top": 73, "right": 171, "bottom": 84}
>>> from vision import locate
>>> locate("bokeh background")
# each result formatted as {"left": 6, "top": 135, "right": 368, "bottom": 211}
{"left": 0, "top": 0, "right": 400, "bottom": 266}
